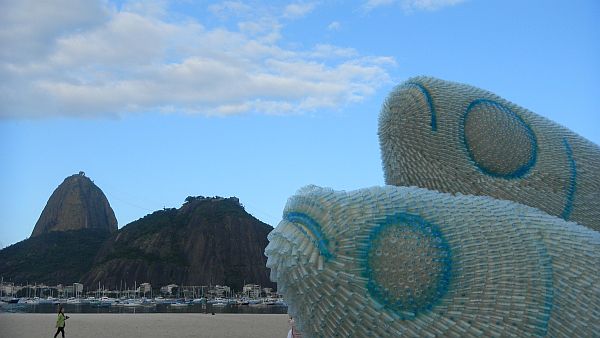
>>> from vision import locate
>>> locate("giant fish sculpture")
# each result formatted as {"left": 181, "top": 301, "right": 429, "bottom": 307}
{"left": 265, "top": 185, "right": 600, "bottom": 337}
{"left": 379, "top": 77, "right": 600, "bottom": 232}
{"left": 265, "top": 77, "right": 600, "bottom": 337}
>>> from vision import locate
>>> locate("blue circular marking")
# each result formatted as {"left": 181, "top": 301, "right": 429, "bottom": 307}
{"left": 404, "top": 82, "right": 437, "bottom": 132}
{"left": 364, "top": 213, "right": 452, "bottom": 317}
{"left": 513, "top": 214, "right": 554, "bottom": 336}
{"left": 285, "top": 212, "right": 332, "bottom": 260}
{"left": 461, "top": 99, "right": 538, "bottom": 179}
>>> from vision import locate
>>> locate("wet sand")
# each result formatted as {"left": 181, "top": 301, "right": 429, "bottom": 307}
{"left": 0, "top": 313, "right": 289, "bottom": 338}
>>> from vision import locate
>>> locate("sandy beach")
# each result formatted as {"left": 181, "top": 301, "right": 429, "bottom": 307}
{"left": 0, "top": 313, "right": 289, "bottom": 338}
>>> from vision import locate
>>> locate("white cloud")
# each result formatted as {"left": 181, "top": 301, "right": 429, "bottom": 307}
{"left": 0, "top": 0, "right": 110, "bottom": 62}
{"left": 403, "top": 0, "right": 466, "bottom": 11}
{"left": 121, "top": 0, "right": 170, "bottom": 18}
{"left": 307, "top": 44, "right": 358, "bottom": 59}
{"left": 363, "top": 0, "right": 396, "bottom": 11}
{"left": 209, "top": 1, "right": 252, "bottom": 18}
{"left": 50, "top": 12, "right": 175, "bottom": 67}
{"left": 0, "top": 0, "right": 395, "bottom": 119}
{"left": 363, "top": 0, "right": 466, "bottom": 11}
{"left": 327, "top": 21, "right": 341, "bottom": 31}
{"left": 283, "top": 3, "right": 317, "bottom": 18}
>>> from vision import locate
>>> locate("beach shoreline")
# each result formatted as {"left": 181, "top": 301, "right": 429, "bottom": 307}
{"left": 0, "top": 313, "right": 289, "bottom": 338}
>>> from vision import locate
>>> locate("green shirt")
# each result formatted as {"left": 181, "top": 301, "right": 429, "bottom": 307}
{"left": 56, "top": 313, "right": 66, "bottom": 328}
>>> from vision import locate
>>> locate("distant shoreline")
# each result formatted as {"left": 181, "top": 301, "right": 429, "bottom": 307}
{"left": 0, "top": 301, "right": 287, "bottom": 315}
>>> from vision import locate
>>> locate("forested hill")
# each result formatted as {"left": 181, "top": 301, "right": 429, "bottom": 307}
{"left": 82, "top": 196, "right": 274, "bottom": 290}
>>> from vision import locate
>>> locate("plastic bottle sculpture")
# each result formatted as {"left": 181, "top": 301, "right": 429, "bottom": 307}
{"left": 266, "top": 185, "right": 599, "bottom": 337}
{"left": 265, "top": 77, "right": 600, "bottom": 337}
{"left": 379, "top": 77, "right": 600, "bottom": 232}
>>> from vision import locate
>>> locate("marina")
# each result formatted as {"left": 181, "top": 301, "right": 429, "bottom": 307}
{"left": 1, "top": 280, "right": 285, "bottom": 314}
{"left": 0, "top": 296, "right": 287, "bottom": 314}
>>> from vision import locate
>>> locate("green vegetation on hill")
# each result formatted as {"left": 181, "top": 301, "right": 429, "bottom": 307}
{"left": 0, "top": 196, "right": 274, "bottom": 291}
{"left": 0, "top": 229, "right": 110, "bottom": 284}
{"left": 99, "top": 208, "right": 187, "bottom": 266}
{"left": 82, "top": 196, "right": 274, "bottom": 290}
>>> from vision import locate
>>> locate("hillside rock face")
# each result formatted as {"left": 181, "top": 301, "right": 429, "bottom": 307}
{"left": 82, "top": 196, "right": 274, "bottom": 290}
{"left": 31, "top": 173, "right": 118, "bottom": 237}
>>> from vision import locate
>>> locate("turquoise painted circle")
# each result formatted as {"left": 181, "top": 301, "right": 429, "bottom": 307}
{"left": 366, "top": 213, "right": 451, "bottom": 316}
{"left": 463, "top": 99, "right": 537, "bottom": 178}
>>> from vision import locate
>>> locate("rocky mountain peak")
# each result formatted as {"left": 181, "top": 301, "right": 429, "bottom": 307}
{"left": 31, "top": 172, "right": 118, "bottom": 237}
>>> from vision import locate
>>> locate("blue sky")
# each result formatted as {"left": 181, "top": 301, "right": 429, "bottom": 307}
{"left": 1, "top": 0, "right": 598, "bottom": 248}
